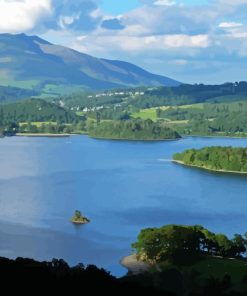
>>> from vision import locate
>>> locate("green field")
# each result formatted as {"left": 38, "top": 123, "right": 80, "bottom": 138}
{"left": 76, "top": 112, "right": 86, "bottom": 117}
{"left": 132, "top": 104, "right": 203, "bottom": 121}
{"left": 132, "top": 108, "right": 158, "bottom": 120}
{"left": 132, "top": 106, "right": 194, "bottom": 122}
{"left": 177, "top": 103, "right": 204, "bottom": 109}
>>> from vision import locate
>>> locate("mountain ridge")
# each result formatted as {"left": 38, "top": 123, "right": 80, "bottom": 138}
{"left": 0, "top": 33, "right": 180, "bottom": 94}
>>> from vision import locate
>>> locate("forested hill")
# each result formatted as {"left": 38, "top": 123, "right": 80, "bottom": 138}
{"left": 0, "top": 99, "right": 78, "bottom": 124}
{"left": 147, "top": 82, "right": 247, "bottom": 103}
{"left": 173, "top": 146, "right": 247, "bottom": 173}
{"left": 89, "top": 119, "right": 181, "bottom": 140}
{"left": 127, "top": 82, "right": 247, "bottom": 109}
{"left": 55, "top": 81, "right": 247, "bottom": 113}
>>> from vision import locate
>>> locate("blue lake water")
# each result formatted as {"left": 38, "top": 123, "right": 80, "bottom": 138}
{"left": 0, "top": 135, "right": 247, "bottom": 276}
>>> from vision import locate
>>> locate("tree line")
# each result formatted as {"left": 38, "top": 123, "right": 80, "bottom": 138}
{"left": 88, "top": 119, "right": 181, "bottom": 140}
{"left": 0, "top": 98, "right": 87, "bottom": 134}
{"left": 173, "top": 146, "right": 247, "bottom": 172}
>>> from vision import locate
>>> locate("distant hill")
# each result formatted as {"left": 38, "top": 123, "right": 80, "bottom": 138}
{"left": 0, "top": 33, "right": 180, "bottom": 95}
{"left": 0, "top": 99, "right": 77, "bottom": 123}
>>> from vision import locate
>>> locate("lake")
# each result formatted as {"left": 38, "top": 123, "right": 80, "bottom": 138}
{"left": 0, "top": 135, "right": 247, "bottom": 276}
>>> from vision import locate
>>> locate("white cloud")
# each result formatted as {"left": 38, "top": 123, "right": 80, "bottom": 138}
{"left": 219, "top": 22, "right": 243, "bottom": 28}
{"left": 0, "top": 0, "right": 52, "bottom": 33}
{"left": 154, "top": 0, "right": 176, "bottom": 6}
{"left": 90, "top": 8, "right": 102, "bottom": 19}
{"left": 72, "top": 32, "right": 210, "bottom": 57}
{"left": 230, "top": 31, "right": 247, "bottom": 38}
{"left": 45, "top": 0, "right": 247, "bottom": 65}
{"left": 164, "top": 34, "right": 209, "bottom": 48}
{"left": 0, "top": 0, "right": 102, "bottom": 33}
{"left": 59, "top": 14, "right": 80, "bottom": 29}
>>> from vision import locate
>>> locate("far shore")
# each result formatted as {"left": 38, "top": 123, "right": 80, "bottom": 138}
{"left": 121, "top": 254, "right": 150, "bottom": 275}
{"left": 173, "top": 159, "right": 247, "bottom": 175}
{"left": 16, "top": 133, "right": 70, "bottom": 138}
{"left": 9, "top": 133, "right": 247, "bottom": 141}
{"left": 90, "top": 135, "right": 181, "bottom": 142}
{"left": 15, "top": 133, "right": 180, "bottom": 141}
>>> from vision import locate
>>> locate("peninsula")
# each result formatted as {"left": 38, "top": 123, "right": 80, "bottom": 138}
{"left": 173, "top": 146, "right": 247, "bottom": 174}
{"left": 89, "top": 119, "right": 181, "bottom": 141}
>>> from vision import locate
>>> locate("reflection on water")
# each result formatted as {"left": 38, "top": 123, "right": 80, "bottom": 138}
{"left": 0, "top": 135, "right": 247, "bottom": 276}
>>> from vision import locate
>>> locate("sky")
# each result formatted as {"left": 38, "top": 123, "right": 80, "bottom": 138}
{"left": 0, "top": 0, "right": 247, "bottom": 84}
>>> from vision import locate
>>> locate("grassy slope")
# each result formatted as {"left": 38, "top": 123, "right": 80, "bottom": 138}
{"left": 178, "top": 103, "right": 204, "bottom": 109}
{"left": 132, "top": 104, "right": 204, "bottom": 121}
{"left": 159, "top": 257, "right": 247, "bottom": 291}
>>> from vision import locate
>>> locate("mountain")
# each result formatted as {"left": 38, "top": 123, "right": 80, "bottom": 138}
{"left": 0, "top": 33, "right": 180, "bottom": 95}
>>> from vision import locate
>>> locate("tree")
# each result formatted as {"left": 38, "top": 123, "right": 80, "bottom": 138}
{"left": 231, "top": 234, "right": 247, "bottom": 257}
{"left": 132, "top": 224, "right": 247, "bottom": 265}
{"left": 75, "top": 210, "right": 82, "bottom": 219}
{"left": 211, "top": 234, "right": 232, "bottom": 257}
{"left": 96, "top": 112, "right": 101, "bottom": 125}
{"left": 156, "top": 108, "right": 161, "bottom": 118}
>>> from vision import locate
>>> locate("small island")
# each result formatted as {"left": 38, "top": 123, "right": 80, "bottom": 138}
{"left": 88, "top": 119, "right": 181, "bottom": 141}
{"left": 71, "top": 210, "right": 90, "bottom": 224}
{"left": 173, "top": 146, "right": 247, "bottom": 174}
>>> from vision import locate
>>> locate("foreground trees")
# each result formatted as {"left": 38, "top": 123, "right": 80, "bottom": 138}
{"left": 132, "top": 225, "right": 247, "bottom": 264}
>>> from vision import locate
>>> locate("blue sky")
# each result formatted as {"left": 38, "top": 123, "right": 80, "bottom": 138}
{"left": 0, "top": 0, "right": 247, "bottom": 83}
{"left": 100, "top": 0, "right": 141, "bottom": 15}
{"left": 100, "top": 0, "right": 209, "bottom": 15}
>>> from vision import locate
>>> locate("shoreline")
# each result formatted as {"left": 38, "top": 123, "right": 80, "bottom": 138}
{"left": 120, "top": 254, "right": 149, "bottom": 275}
{"left": 183, "top": 134, "right": 247, "bottom": 139}
{"left": 9, "top": 133, "right": 247, "bottom": 141}
{"left": 172, "top": 160, "right": 247, "bottom": 175}
{"left": 89, "top": 135, "right": 181, "bottom": 142}
{"left": 16, "top": 133, "right": 71, "bottom": 138}
{"left": 71, "top": 220, "right": 89, "bottom": 225}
